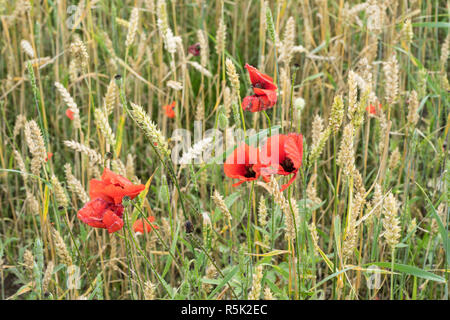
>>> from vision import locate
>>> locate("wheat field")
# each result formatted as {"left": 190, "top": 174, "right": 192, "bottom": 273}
{"left": 0, "top": 0, "right": 448, "bottom": 300}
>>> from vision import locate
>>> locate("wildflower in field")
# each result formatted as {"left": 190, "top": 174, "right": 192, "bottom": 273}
{"left": 185, "top": 220, "right": 194, "bottom": 233}
{"left": 66, "top": 109, "right": 75, "bottom": 120}
{"left": 89, "top": 168, "right": 145, "bottom": 205}
{"left": 188, "top": 43, "right": 201, "bottom": 56}
{"left": 224, "top": 143, "right": 262, "bottom": 186}
{"left": 259, "top": 133, "right": 303, "bottom": 191}
{"left": 163, "top": 101, "right": 176, "bottom": 118}
{"left": 78, "top": 198, "right": 125, "bottom": 233}
{"left": 366, "top": 103, "right": 381, "bottom": 115}
{"left": 242, "top": 64, "right": 277, "bottom": 112}
{"left": 77, "top": 168, "right": 145, "bottom": 233}
{"left": 45, "top": 152, "right": 53, "bottom": 162}
{"left": 133, "top": 215, "right": 158, "bottom": 234}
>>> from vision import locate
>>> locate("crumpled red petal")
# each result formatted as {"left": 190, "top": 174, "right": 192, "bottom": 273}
{"left": 242, "top": 95, "right": 262, "bottom": 112}
{"left": 77, "top": 198, "right": 124, "bottom": 232}
{"left": 245, "top": 64, "right": 277, "bottom": 91}
{"left": 133, "top": 215, "right": 158, "bottom": 234}
{"left": 242, "top": 64, "right": 278, "bottom": 112}
{"left": 242, "top": 93, "right": 276, "bottom": 112}
{"left": 103, "top": 210, "right": 124, "bottom": 233}
{"left": 252, "top": 88, "right": 277, "bottom": 105}
{"left": 89, "top": 168, "right": 145, "bottom": 205}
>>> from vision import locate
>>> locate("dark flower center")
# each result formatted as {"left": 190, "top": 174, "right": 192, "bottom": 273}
{"left": 281, "top": 157, "right": 295, "bottom": 173}
{"left": 253, "top": 82, "right": 263, "bottom": 89}
{"left": 244, "top": 165, "right": 256, "bottom": 178}
{"left": 188, "top": 43, "right": 201, "bottom": 56}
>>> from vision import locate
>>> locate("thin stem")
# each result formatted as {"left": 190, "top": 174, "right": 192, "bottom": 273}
{"left": 391, "top": 247, "right": 395, "bottom": 300}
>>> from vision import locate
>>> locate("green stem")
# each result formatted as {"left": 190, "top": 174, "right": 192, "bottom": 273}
{"left": 238, "top": 100, "right": 247, "bottom": 136}
{"left": 391, "top": 247, "right": 395, "bottom": 300}
{"left": 262, "top": 110, "right": 271, "bottom": 137}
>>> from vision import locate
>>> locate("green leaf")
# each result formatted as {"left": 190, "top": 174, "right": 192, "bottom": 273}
{"left": 415, "top": 182, "right": 450, "bottom": 266}
{"left": 161, "top": 223, "right": 180, "bottom": 278}
{"left": 207, "top": 266, "right": 239, "bottom": 299}
{"left": 301, "top": 73, "right": 324, "bottom": 85}
{"left": 225, "top": 192, "right": 241, "bottom": 207}
{"left": 310, "top": 266, "right": 357, "bottom": 291}
{"left": 267, "top": 262, "right": 289, "bottom": 280}
{"left": 367, "top": 262, "right": 445, "bottom": 283}
{"left": 334, "top": 215, "right": 342, "bottom": 258}
{"left": 34, "top": 238, "right": 44, "bottom": 272}
{"left": 412, "top": 22, "right": 450, "bottom": 28}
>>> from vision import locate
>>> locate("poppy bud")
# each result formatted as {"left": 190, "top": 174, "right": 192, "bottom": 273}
{"left": 188, "top": 43, "right": 201, "bottom": 56}
{"left": 185, "top": 220, "right": 194, "bottom": 233}
{"left": 114, "top": 74, "right": 122, "bottom": 87}
{"left": 58, "top": 206, "right": 65, "bottom": 211}
{"left": 294, "top": 97, "right": 305, "bottom": 112}
{"left": 158, "top": 176, "right": 170, "bottom": 203}
{"left": 122, "top": 195, "right": 131, "bottom": 206}
{"left": 105, "top": 151, "right": 113, "bottom": 159}
{"left": 218, "top": 106, "right": 228, "bottom": 129}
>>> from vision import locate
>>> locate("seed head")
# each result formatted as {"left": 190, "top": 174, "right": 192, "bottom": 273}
{"left": 383, "top": 192, "right": 401, "bottom": 249}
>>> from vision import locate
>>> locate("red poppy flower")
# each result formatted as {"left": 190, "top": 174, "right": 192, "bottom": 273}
{"left": 133, "top": 215, "right": 159, "bottom": 234}
{"left": 77, "top": 198, "right": 124, "bottom": 233}
{"left": 366, "top": 103, "right": 381, "bottom": 115}
{"left": 242, "top": 64, "right": 277, "bottom": 112}
{"left": 223, "top": 143, "right": 262, "bottom": 187}
{"left": 188, "top": 43, "right": 201, "bottom": 56}
{"left": 66, "top": 109, "right": 75, "bottom": 120}
{"left": 258, "top": 133, "right": 303, "bottom": 191}
{"left": 89, "top": 168, "right": 145, "bottom": 205}
{"left": 45, "top": 152, "right": 53, "bottom": 162}
{"left": 163, "top": 101, "right": 176, "bottom": 118}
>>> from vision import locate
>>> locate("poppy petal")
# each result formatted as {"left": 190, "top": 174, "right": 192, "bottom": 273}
{"left": 77, "top": 198, "right": 124, "bottom": 230}
{"left": 103, "top": 210, "right": 124, "bottom": 233}
{"left": 245, "top": 64, "right": 277, "bottom": 91}
{"left": 252, "top": 88, "right": 278, "bottom": 105}
{"left": 77, "top": 198, "right": 108, "bottom": 228}
{"left": 163, "top": 101, "right": 176, "bottom": 118}
{"left": 45, "top": 152, "right": 53, "bottom": 162}
{"left": 90, "top": 168, "right": 145, "bottom": 205}
{"left": 133, "top": 216, "right": 158, "bottom": 234}
{"left": 66, "top": 109, "right": 75, "bottom": 120}
{"left": 260, "top": 134, "right": 288, "bottom": 167}
{"left": 281, "top": 171, "right": 298, "bottom": 192}
{"left": 242, "top": 95, "right": 261, "bottom": 112}
{"left": 231, "top": 180, "right": 247, "bottom": 187}
{"left": 224, "top": 143, "right": 260, "bottom": 185}
{"left": 284, "top": 133, "right": 303, "bottom": 169}
{"left": 242, "top": 94, "right": 276, "bottom": 112}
